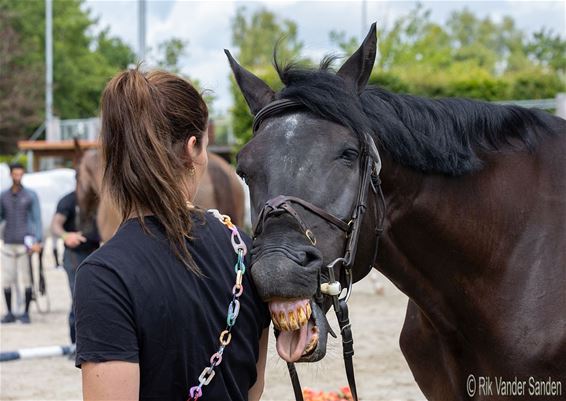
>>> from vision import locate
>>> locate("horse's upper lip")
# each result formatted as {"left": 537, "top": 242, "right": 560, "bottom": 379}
{"left": 250, "top": 249, "right": 321, "bottom": 302}
{"left": 251, "top": 243, "right": 315, "bottom": 265}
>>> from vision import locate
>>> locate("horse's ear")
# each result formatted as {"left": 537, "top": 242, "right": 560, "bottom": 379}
{"left": 337, "top": 22, "right": 377, "bottom": 94}
{"left": 225, "top": 49, "right": 274, "bottom": 115}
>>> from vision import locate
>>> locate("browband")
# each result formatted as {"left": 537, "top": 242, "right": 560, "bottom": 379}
{"left": 252, "top": 98, "right": 304, "bottom": 133}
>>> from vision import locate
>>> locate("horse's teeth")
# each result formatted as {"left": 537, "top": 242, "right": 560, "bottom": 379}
{"left": 288, "top": 311, "right": 299, "bottom": 331}
{"left": 297, "top": 307, "right": 307, "bottom": 326}
{"left": 271, "top": 312, "right": 281, "bottom": 330}
{"left": 305, "top": 303, "right": 312, "bottom": 320}
{"left": 279, "top": 312, "right": 289, "bottom": 331}
{"left": 270, "top": 301, "right": 312, "bottom": 331}
{"left": 304, "top": 329, "right": 319, "bottom": 355}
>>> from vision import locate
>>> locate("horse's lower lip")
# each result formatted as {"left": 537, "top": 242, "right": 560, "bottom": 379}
{"left": 270, "top": 299, "right": 329, "bottom": 363}
{"left": 297, "top": 300, "right": 330, "bottom": 362}
{"left": 270, "top": 299, "right": 313, "bottom": 362}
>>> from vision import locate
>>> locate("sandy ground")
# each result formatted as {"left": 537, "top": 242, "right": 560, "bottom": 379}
{"left": 0, "top": 241, "right": 424, "bottom": 401}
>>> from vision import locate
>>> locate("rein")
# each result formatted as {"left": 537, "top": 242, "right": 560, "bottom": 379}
{"left": 252, "top": 99, "right": 386, "bottom": 401}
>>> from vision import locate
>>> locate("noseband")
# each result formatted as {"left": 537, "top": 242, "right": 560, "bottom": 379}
{"left": 251, "top": 99, "right": 386, "bottom": 401}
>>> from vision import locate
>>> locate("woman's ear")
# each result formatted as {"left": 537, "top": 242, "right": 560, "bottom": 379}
{"left": 187, "top": 136, "right": 200, "bottom": 161}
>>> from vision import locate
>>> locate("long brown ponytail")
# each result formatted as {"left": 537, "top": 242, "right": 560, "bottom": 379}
{"left": 100, "top": 68, "right": 208, "bottom": 272}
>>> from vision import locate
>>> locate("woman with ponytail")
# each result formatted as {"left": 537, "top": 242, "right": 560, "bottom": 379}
{"left": 74, "top": 68, "right": 270, "bottom": 401}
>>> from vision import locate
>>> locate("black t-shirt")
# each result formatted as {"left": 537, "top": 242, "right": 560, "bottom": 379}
{"left": 55, "top": 191, "right": 100, "bottom": 253}
{"left": 74, "top": 212, "right": 270, "bottom": 401}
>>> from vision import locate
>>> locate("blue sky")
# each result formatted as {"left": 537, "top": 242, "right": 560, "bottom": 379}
{"left": 83, "top": 0, "right": 566, "bottom": 114}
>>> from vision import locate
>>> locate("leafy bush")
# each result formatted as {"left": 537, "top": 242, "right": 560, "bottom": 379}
{"left": 508, "top": 70, "right": 565, "bottom": 99}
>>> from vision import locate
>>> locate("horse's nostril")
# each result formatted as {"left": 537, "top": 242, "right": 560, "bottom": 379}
{"left": 251, "top": 240, "right": 322, "bottom": 267}
{"left": 295, "top": 247, "right": 322, "bottom": 268}
{"left": 304, "top": 249, "right": 320, "bottom": 266}
{"left": 295, "top": 247, "right": 322, "bottom": 270}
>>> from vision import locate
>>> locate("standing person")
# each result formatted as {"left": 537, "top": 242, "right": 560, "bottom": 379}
{"left": 74, "top": 68, "right": 270, "bottom": 401}
{"left": 51, "top": 189, "right": 100, "bottom": 346}
{"left": 0, "top": 163, "right": 42, "bottom": 324}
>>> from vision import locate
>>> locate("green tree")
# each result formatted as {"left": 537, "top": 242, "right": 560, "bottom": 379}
{"left": 0, "top": 9, "right": 44, "bottom": 153}
{"left": 230, "top": 7, "right": 306, "bottom": 145}
{"left": 525, "top": 28, "right": 566, "bottom": 74}
{"left": 96, "top": 28, "right": 137, "bottom": 70}
{"left": 378, "top": 4, "right": 453, "bottom": 72}
{"left": 151, "top": 37, "right": 216, "bottom": 113}
{"left": 331, "top": 4, "right": 565, "bottom": 101}
{"left": 329, "top": 30, "right": 359, "bottom": 55}
{"left": 232, "top": 6, "right": 303, "bottom": 68}
{"left": 157, "top": 38, "right": 189, "bottom": 74}
{"left": 331, "top": 5, "right": 452, "bottom": 80}
{"left": 0, "top": 0, "right": 135, "bottom": 154}
{"left": 446, "top": 10, "right": 529, "bottom": 73}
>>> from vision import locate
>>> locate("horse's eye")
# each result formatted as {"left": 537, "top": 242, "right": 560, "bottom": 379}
{"left": 340, "top": 149, "right": 359, "bottom": 162}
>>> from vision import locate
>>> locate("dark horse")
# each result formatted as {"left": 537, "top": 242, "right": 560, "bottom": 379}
{"left": 227, "top": 24, "right": 566, "bottom": 400}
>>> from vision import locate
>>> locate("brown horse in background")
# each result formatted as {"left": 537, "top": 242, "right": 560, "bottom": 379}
{"left": 76, "top": 148, "right": 245, "bottom": 241}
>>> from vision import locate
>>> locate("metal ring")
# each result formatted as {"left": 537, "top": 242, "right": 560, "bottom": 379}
{"left": 339, "top": 269, "right": 354, "bottom": 303}
{"left": 305, "top": 229, "right": 316, "bottom": 246}
{"left": 326, "top": 257, "right": 347, "bottom": 270}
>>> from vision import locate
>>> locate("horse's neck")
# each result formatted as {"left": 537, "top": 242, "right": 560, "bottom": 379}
{"left": 374, "top": 148, "right": 555, "bottom": 330}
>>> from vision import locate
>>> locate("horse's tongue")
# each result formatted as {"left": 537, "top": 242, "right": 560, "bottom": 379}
{"left": 276, "top": 323, "right": 309, "bottom": 363}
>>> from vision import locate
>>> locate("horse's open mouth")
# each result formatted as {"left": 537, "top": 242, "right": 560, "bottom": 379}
{"left": 269, "top": 299, "right": 328, "bottom": 363}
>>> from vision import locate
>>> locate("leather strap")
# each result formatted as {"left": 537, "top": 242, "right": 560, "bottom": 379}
{"left": 287, "top": 362, "right": 305, "bottom": 401}
{"left": 256, "top": 195, "right": 350, "bottom": 233}
{"left": 340, "top": 153, "right": 372, "bottom": 268}
{"left": 253, "top": 99, "right": 304, "bottom": 133}
{"left": 335, "top": 298, "right": 358, "bottom": 401}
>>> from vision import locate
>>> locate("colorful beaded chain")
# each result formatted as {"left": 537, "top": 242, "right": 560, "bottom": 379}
{"left": 187, "top": 210, "right": 248, "bottom": 401}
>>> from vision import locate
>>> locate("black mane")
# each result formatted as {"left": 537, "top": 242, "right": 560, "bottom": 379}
{"left": 274, "top": 60, "right": 557, "bottom": 176}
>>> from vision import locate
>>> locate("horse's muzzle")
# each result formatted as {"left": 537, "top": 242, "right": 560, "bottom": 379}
{"left": 250, "top": 244, "right": 322, "bottom": 301}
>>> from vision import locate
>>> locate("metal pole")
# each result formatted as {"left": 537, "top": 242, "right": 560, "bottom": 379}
{"left": 45, "top": 0, "right": 53, "bottom": 138}
{"left": 361, "top": 0, "right": 367, "bottom": 40}
{"left": 138, "top": 0, "right": 146, "bottom": 62}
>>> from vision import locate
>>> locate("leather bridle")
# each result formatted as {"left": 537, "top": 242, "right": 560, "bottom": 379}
{"left": 251, "top": 98, "right": 386, "bottom": 401}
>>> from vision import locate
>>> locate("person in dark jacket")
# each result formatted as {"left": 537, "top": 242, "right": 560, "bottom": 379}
{"left": 0, "top": 163, "right": 42, "bottom": 324}
{"left": 52, "top": 189, "right": 100, "bottom": 346}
